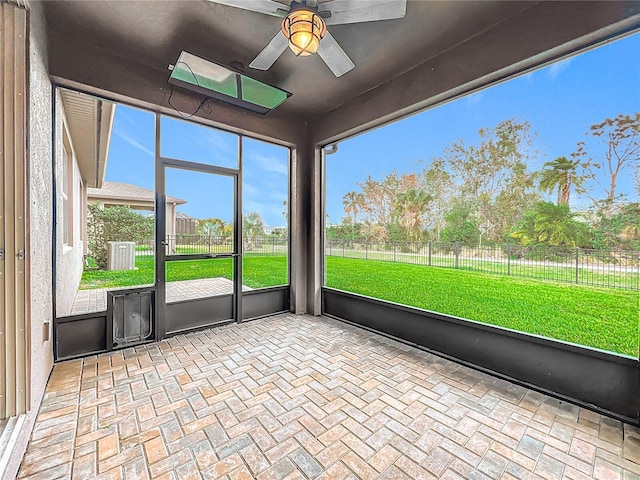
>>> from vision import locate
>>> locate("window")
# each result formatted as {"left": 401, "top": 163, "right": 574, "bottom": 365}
{"left": 323, "top": 33, "right": 640, "bottom": 357}
{"left": 242, "top": 137, "right": 289, "bottom": 288}
{"left": 168, "top": 51, "right": 291, "bottom": 114}
{"left": 62, "top": 139, "right": 72, "bottom": 246}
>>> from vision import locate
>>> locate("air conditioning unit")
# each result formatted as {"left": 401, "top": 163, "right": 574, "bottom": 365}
{"left": 106, "top": 241, "right": 136, "bottom": 270}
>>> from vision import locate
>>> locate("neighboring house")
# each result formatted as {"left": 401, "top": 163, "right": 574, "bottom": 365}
{"left": 55, "top": 89, "right": 115, "bottom": 317}
{"left": 175, "top": 211, "right": 197, "bottom": 235}
{"left": 87, "top": 181, "right": 187, "bottom": 239}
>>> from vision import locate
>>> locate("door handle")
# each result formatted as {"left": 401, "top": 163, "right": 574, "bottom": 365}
{"left": 206, "top": 253, "right": 240, "bottom": 259}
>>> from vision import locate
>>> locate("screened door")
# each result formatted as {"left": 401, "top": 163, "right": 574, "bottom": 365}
{"left": 157, "top": 163, "right": 241, "bottom": 334}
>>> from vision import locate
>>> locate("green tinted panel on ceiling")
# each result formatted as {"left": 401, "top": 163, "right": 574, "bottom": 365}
{"left": 169, "top": 51, "right": 291, "bottom": 114}
{"left": 170, "top": 52, "right": 238, "bottom": 98}
{"left": 241, "top": 75, "right": 289, "bottom": 109}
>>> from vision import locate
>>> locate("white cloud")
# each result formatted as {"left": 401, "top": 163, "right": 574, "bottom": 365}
{"left": 243, "top": 200, "right": 286, "bottom": 226}
{"left": 243, "top": 182, "right": 260, "bottom": 197}
{"left": 547, "top": 58, "right": 572, "bottom": 80}
{"left": 113, "top": 130, "right": 154, "bottom": 157}
{"left": 202, "top": 130, "right": 235, "bottom": 155}
{"left": 246, "top": 154, "right": 288, "bottom": 175}
{"left": 466, "top": 91, "right": 483, "bottom": 106}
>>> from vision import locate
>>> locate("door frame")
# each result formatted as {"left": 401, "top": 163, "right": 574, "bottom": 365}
{"left": 154, "top": 116, "right": 242, "bottom": 338}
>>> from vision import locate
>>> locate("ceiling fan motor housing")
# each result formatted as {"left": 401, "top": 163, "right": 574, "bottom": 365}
{"left": 212, "top": 0, "right": 407, "bottom": 77}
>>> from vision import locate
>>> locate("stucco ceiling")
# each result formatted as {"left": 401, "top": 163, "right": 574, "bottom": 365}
{"left": 43, "top": 1, "right": 640, "bottom": 141}
{"left": 43, "top": 0, "right": 543, "bottom": 116}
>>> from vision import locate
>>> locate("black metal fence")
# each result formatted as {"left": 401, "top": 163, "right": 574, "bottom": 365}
{"left": 325, "top": 240, "right": 640, "bottom": 290}
{"left": 136, "top": 235, "right": 288, "bottom": 257}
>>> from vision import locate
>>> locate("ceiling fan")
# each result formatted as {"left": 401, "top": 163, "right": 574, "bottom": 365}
{"left": 207, "top": 0, "right": 407, "bottom": 77}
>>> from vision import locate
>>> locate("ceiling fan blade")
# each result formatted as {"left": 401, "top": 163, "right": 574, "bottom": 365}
{"left": 249, "top": 30, "right": 289, "bottom": 70}
{"left": 317, "top": 31, "right": 355, "bottom": 77}
{"left": 321, "top": 0, "right": 407, "bottom": 25}
{"left": 205, "top": 0, "right": 286, "bottom": 17}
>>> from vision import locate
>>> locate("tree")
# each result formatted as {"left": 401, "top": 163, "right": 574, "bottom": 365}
{"left": 592, "top": 202, "right": 640, "bottom": 250}
{"left": 197, "top": 218, "right": 226, "bottom": 236}
{"left": 356, "top": 171, "right": 419, "bottom": 227}
{"left": 197, "top": 218, "right": 228, "bottom": 246}
{"left": 87, "top": 204, "right": 154, "bottom": 268}
{"left": 510, "top": 202, "right": 591, "bottom": 248}
{"left": 440, "top": 206, "right": 480, "bottom": 245}
{"left": 392, "top": 189, "right": 432, "bottom": 242}
{"left": 342, "top": 191, "right": 365, "bottom": 238}
{"left": 538, "top": 156, "right": 583, "bottom": 206}
{"left": 420, "top": 159, "right": 453, "bottom": 240}
{"left": 326, "top": 223, "right": 364, "bottom": 242}
{"left": 436, "top": 119, "right": 539, "bottom": 242}
{"left": 621, "top": 223, "right": 640, "bottom": 242}
{"left": 576, "top": 113, "right": 640, "bottom": 211}
{"left": 340, "top": 171, "right": 426, "bottom": 241}
{"left": 242, "top": 211, "right": 265, "bottom": 250}
{"left": 342, "top": 191, "right": 364, "bottom": 225}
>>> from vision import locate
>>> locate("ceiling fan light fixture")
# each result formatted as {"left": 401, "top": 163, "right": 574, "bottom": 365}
{"left": 281, "top": 7, "right": 326, "bottom": 56}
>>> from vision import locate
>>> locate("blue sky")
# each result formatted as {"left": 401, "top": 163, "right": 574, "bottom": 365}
{"left": 105, "top": 110, "right": 288, "bottom": 226}
{"left": 326, "top": 32, "right": 640, "bottom": 222}
{"left": 105, "top": 32, "right": 639, "bottom": 226}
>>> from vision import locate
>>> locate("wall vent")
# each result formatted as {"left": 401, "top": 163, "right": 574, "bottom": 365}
{"left": 107, "top": 241, "right": 135, "bottom": 270}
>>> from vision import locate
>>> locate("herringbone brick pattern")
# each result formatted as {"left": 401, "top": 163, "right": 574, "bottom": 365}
{"left": 17, "top": 314, "right": 640, "bottom": 479}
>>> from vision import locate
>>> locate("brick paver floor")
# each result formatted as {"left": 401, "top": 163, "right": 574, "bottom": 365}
{"left": 17, "top": 314, "right": 640, "bottom": 479}
{"left": 71, "top": 278, "right": 251, "bottom": 315}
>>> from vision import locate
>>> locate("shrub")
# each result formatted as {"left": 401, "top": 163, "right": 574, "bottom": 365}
{"left": 87, "top": 204, "right": 154, "bottom": 268}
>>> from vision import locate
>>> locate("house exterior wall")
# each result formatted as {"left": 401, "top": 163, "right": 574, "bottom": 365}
{"left": 54, "top": 93, "right": 85, "bottom": 317}
{"left": 81, "top": 182, "right": 88, "bottom": 255}
{"left": 175, "top": 216, "right": 196, "bottom": 235}
{"left": 4, "top": 2, "right": 55, "bottom": 478}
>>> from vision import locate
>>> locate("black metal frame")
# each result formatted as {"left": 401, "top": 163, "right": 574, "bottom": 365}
{"left": 156, "top": 147, "right": 242, "bottom": 334}
{"left": 52, "top": 86, "right": 293, "bottom": 361}
{"left": 322, "top": 287, "right": 640, "bottom": 424}
{"left": 55, "top": 312, "right": 108, "bottom": 360}
{"left": 317, "top": 78, "right": 640, "bottom": 425}
{"left": 168, "top": 52, "right": 292, "bottom": 116}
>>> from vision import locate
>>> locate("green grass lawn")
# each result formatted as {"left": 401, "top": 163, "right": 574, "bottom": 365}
{"left": 81, "top": 254, "right": 638, "bottom": 356}
{"left": 80, "top": 255, "right": 288, "bottom": 290}
{"left": 326, "top": 257, "right": 639, "bottom": 356}
{"left": 326, "top": 248, "right": 639, "bottom": 290}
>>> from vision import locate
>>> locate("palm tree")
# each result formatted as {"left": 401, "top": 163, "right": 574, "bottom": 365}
{"left": 243, "top": 211, "right": 265, "bottom": 251}
{"left": 198, "top": 218, "right": 225, "bottom": 236}
{"left": 621, "top": 223, "right": 640, "bottom": 241}
{"left": 342, "top": 191, "right": 364, "bottom": 225}
{"left": 393, "top": 189, "right": 432, "bottom": 242}
{"left": 538, "top": 156, "right": 581, "bottom": 206}
{"left": 197, "top": 218, "right": 227, "bottom": 248}
{"left": 511, "top": 201, "right": 590, "bottom": 247}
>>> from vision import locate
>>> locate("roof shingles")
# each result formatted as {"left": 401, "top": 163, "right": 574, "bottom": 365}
{"left": 87, "top": 182, "right": 185, "bottom": 205}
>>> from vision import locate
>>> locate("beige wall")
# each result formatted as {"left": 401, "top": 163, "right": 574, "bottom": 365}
{"left": 4, "top": 1, "right": 55, "bottom": 478}
{"left": 54, "top": 94, "right": 85, "bottom": 317}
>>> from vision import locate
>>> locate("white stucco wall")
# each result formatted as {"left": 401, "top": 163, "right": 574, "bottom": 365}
{"left": 54, "top": 94, "right": 85, "bottom": 317}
